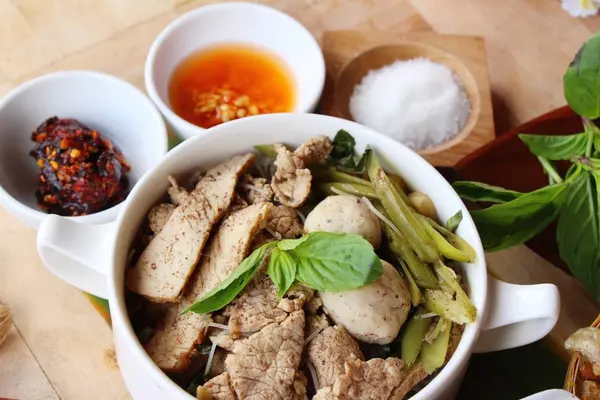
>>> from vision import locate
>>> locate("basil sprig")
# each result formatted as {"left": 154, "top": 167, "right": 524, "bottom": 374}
{"left": 183, "top": 232, "right": 383, "bottom": 315}
{"left": 328, "top": 130, "right": 369, "bottom": 173}
{"left": 452, "top": 32, "right": 600, "bottom": 299}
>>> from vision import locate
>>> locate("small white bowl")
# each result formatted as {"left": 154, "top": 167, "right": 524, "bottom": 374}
{"left": 0, "top": 70, "right": 168, "bottom": 230}
{"left": 145, "top": 1, "right": 325, "bottom": 141}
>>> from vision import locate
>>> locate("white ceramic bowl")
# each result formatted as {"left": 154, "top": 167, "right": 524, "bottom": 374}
{"left": 0, "top": 70, "right": 168, "bottom": 230}
{"left": 36, "top": 114, "right": 560, "bottom": 400}
{"left": 145, "top": 1, "right": 325, "bottom": 141}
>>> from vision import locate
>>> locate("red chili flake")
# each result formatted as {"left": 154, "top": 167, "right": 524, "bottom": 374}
{"left": 29, "top": 117, "right": 131, "bottom": 216}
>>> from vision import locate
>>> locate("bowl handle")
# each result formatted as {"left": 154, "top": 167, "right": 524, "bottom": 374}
{"left": 473, "top": 275, "right": 560, "bottom": 353}
{"left": 37, "top": 214, "right": 116, "bottom": 299}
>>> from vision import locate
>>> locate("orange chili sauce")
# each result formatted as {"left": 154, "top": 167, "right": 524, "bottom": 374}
{"left": 168, "top": 43, "right": 296, "bottom": 129}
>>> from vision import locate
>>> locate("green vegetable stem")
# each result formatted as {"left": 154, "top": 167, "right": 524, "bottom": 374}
{"left": 401, "top": 307, "right": 433, "bottom": 366}
{"left": 367, "top": 150, "right": 439, "bottom": 263}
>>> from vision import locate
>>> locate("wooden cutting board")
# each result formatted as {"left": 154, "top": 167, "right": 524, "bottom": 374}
{"left": 319, "top": 30, "right": 495, "bottom": 167}
{"left": 0, "top": 0, "right": 597, "bottom": 399}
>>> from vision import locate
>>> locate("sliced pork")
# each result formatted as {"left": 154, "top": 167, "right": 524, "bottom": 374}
{"left": 144, "top": 202, "right": 272, "bottom": 372}
{"left": 313, "top": 356, "right": 406, "bottom": 400}
{"left": 127, "top": 153, "right": 255, "bottom": 302}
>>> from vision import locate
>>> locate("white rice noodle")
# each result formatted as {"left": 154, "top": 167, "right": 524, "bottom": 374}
{"left": 207, "top": 322, "right": 230, "bottom": 332}
{"left": 329, "top": 186, "right": 346, "bottom": 196}
{"left": 204, "top": 340, "right": 218, "bottom": 377}
{"left": 307, "top": 361, "right": 320, "bottom": 391}
{"left": 360, "top": 196, "right": 403, "bottom": 237}
{"left": 265, "top": 226, "right": 279, "bottom": 238}
{"left": 296, "top": 209, "right": 306, "bottom": 223}
{"left": 304, "top": 326, "right": 325, "bottom": 347}
{"left": 413, "top": 312, "right": 438, "bottom": 320}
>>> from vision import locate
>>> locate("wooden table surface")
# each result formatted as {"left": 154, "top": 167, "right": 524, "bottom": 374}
{"left": 2, "top": 1, "right": 600, "bottom": 399}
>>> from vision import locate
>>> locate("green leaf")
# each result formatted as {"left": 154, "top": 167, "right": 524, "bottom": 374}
{"left": 453, "top": 181, "right": 523, "bottom": 203}
{"left": 328, "top": 130, "right": 369, "bottom": 173}
{"left": 518, "top": 133, "right": 589, "bottom": 160}
{"left": 277, "top": 235, "right": 309, "bottom": 251}
{"left": 564, "top": 32, "right": 600, "bottom": 118}
{"left": 445, "top": 210, "right": 463, "bottom": 233}
{"left": 182, "top": 243, "right": 271, "bottom": 314}
{"left": 292, "top": 232, "right": 383, "bottom": 291}
{"left": 471, "top": 184, "right": 567, "bottom": 251}
{"left": 267, "top": 248, "right": 297, "bottom": 297}
{"left": 557, "top": 171, "right": 600, "bottom": 298}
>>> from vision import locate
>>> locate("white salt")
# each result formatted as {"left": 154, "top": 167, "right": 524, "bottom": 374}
{"left": 349, "top": 58, "right": 471, "bottom": 151}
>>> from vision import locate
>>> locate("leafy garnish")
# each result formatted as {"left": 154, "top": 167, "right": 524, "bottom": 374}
{"left": 557, "top": 171, "right": 600, "bottom": 296}
{"left": 267, "top": 248, "right": 297, "bottom": 297}
{"left": 452, "top": 182, "right": 523, "bottom": 203}
{"left": 184, "top": 232, "right": 383, "bottom": 314}
{"left": 328, "top": 129, "right": 369, "bottom": 173}
{"left": 519, "top": 133, "right": 589, "bottom": 160}
{"left": 181, "top": 243, "right": 273, "bottom": 314}
{"left": 445, "top": 210, "right": 463, "bottom": 233}
{"left": 564, "top": 31, "right": 600, "bottom": 119}
{"left": 292, "top": 232, "right": 383, "bottom": 291}
{"left": 452, "top": 32, "right": 600, "bottom": 299}
{"left": 470, "top": 184, "right": 567, "bottom": 251}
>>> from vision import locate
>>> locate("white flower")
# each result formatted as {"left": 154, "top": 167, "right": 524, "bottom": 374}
{"left": 562, "top": 0, "right": 599, "bottom": 17}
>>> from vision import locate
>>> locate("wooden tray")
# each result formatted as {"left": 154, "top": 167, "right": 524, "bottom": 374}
{"left": 319, "top": 30, "right": 495, "bottom": 167}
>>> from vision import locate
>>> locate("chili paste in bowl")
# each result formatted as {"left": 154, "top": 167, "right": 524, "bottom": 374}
{"left": 29, "top": 116, "right": 131, "bottom": 216}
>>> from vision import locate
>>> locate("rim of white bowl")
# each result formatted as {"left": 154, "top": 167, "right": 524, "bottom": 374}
{"left": 144, "top": 1, "right": 326, "bottom": 138}
{"left": 108, "top": 113, "right": 487, "bottom": 400}
{"left": 0, "top": 70, "right": 169, "bottom": 227}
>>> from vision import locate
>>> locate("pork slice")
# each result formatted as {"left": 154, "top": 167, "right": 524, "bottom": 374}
{"left": 144, "top": 202, "right": 272, "bottom": 373}
{"left": 227, "top": 276, "right": 288, "bottom": 336}
{"left": 147, "top": 203, "right": 176, "bottom": 234}
{"left": 271, "top": 137, "right": 332, "bottom": 208}
{"left": 390, "top": 364, "right": 429, "bottom": 400}
{"left": 183, "top": 202, "right": 273, "bottom": 305}
{"left": 305, "top": 314, "right": 329, "bottom": 340}
{"left": 144, "top": 305, "right": 212, "bottom": 373}
{"left": 225, "top": 311, "right": 305, "bottom": 400}
{"left": 307, "top": 326, "right": 364, "bottom": 388}
{"left": 313, "top": 356, "right": 406, "bottom": 400}
{"left": 127, "top": 153, "right": 255, "bottom": 302}
{"left": 197, "top": 372, "right": 236, "bottom": 400}
{"left": 292, "top": 371, "right": 309, "bottom": 400}
{"left": 293, "top": 136, "right": 333, "bottom": 165}
{"left": 271, "top": 144, "right": 312, "bottom": 208}
{"left": 240, "top": 174, "right": 274, "bottom": 204}
{"left": 267, "top": 205, "right": 303, "bottom": 239}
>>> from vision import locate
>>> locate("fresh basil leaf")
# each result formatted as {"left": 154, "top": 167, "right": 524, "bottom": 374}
{"left": 277, "top": 235, "right": 309, "bottom": 251}
{"left": 564, "top": 31, "right": 600, "bottom": 119}
{"left": 182, "top": 243, "right": 271, "bottom": 314}
{"left": 453, "top": 181, "right": 523, "bottom": 203}
{"left": 330, "top": 129, "right": 356, "bottom": 162}
{"left": 518, "top": 133, "right": 589, "bottom": 160}
{"left": 291, "top": 232, "right": 383, "bottom": 291}
{"left": 328, "top": 130, "right": 369, "bottom": 173}
{"left": 267, "top": 248, "right": 297, "bottom": 297}
{"left": 445, "top": 210, "right": 463, "bottom": 233}
{"left": 470, "top": 184, "right": 567, "bottom": 251}
{"left": 557, "top": 172, "right": 600, "bottom": 298}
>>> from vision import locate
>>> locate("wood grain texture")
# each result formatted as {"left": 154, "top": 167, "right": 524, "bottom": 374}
{"left": 0, "top": 208, "right": 129, "bottom": 399}
{"left": 0, "top": 325, "right": 59, "bottom": 400}
{"left": 0, "top": 0, "right": 600, "bottom": 398}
